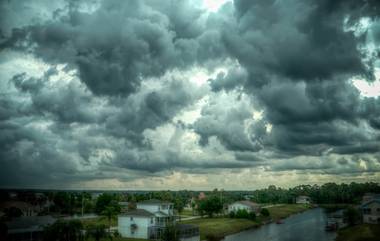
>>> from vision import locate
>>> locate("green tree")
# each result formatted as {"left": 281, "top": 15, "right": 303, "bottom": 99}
{"left": 235, "top": 209, "right": 249, "bottom": 219}
{"left": 43, "top": 220, "right": 84, "bottom": 241}
{"left": 101, "top": 204, "right": 120, "bottom": 232}
{"left": 174, "top": 197, "right": 184, "bottom": 213}
{"left": 198, "top": 196, "right": 223, "bottom": 218}
{"left": 95, "top": 194, "right": 121, "bottom": 214}
{"left": 344, "top": 207, "right": 360, "bottom": 226}
{"left": 260, "top": 208, "right": 270, "bottom": 217}
{"left": 85, "top": 224, "right": 107, "bottom": 241}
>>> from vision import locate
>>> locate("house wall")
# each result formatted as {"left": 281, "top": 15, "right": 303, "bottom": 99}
{"left": 363, "top": 202, "right": 380, "bottom": 224}
{"left": 118, "top": 216, "right": 154, "bottom": 239}
{"left": 228, "top": 203, "right": 254, "bottom": 213}
{"left": 296, "top": 197, "right": 310, "bottom": 204}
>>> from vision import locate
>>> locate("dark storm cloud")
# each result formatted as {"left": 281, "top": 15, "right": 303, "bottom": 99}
{"left": 203, "top": 0, "right": 380, "bottom": 158}
{"left": 1, "top": 0, "right": 226, "bottom": 96}
{"left": 1, "top": 0, "right": 380, "bottom": 188}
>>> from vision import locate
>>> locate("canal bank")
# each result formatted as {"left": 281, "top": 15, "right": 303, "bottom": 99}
{"left": 223, "top": 208, "right": 336, "bottom": 241}
{"left": 180, "top": 204, "right": 311, "bottom": 240}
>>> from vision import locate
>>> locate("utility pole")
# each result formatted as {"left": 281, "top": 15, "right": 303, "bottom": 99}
{"left": 81, "top": 192, "right": 84, "bottom": 217}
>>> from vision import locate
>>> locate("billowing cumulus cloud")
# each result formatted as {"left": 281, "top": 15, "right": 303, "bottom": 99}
{"left": 0, "top": 0, "right": 379, "bottom": 189}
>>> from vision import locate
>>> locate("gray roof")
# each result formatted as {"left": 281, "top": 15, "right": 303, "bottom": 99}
{"left": 361, "top": 199, "right": 380, "bottom": 208}
{"left": 154, "top": 211, "right": 169, "bottom": 217}
{"left": 120, "top": 209, "right": 154, "bottom": 217}
{"left": 137, "top": 199, "right": 172, "bottom": 205}
{"left": 6, "top": 216, "right": 56, "bottom": 233}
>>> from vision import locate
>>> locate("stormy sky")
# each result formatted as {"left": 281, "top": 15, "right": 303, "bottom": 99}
{"left": 1, "top": 0, "right": 380, "bottom": 190}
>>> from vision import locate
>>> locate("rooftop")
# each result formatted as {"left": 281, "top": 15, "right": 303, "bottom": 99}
{"left": 6, "top": 216, "right": 56, "bottom": 234}
{"left": 233, "top": 200, "right": 260, "bottom": 207}
{"left": 120, "top": 209, "right": 154, "bottom": 217}
{"left": 361, "top": 199, "right": 380, "bottom": 208}
{"left": 137, "top": 199, "right": 172, "bottom": 205}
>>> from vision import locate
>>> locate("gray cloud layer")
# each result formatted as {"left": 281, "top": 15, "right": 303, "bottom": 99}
{"left": 0, "top": 0, "right": 379, "bottom": 188}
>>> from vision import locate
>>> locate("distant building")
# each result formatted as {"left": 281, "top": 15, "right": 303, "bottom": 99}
{"left": 361, "top": 197, "right": 380, "bottom": 224}
{"left": 118, "top": 199, "right": 199, "bottom": 241}
{"left": 5, "top": 215, "right": 56, "bottom": 241}
{"left": 198, "top": 192, "right": 206, "bottom": 200}
{"left": 362, "top": 193, "right": 380, "bottom": 204}
{"left": 0, "top": 201, "right": 38, "bottom": 216}
{"left": 296, "top": 196, "right": 311, "bottom": 204}
{"left": 228, "top": 201, "right": 261, "bottom": 214}
{"left": 325, "top": 210, "right": 348, "bottom": 230}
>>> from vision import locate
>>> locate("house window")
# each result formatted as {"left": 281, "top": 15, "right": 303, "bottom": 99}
{"left": 151, "top": 218, "right": 154, "bottom": 224}
{"left": 130, "top": 217, "right": 133, "bottom": 221}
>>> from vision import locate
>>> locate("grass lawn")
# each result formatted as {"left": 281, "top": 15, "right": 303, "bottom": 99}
{"left": 180, "top": 204, "right": 311, "bottom": 240}
{"left": 179, "top": 209, "right": 196, "bottom": 217}
{"left": 181, "top": 217, "right": 258, "bottom": 240}
{"left": 80, "top": 216, "right": 117, "bottom": 228}
{"left": 336, "top": 224, "right": 380, "bottom": 241}
{"left": 266, "top": 204, "right": 311, "bottom": 220}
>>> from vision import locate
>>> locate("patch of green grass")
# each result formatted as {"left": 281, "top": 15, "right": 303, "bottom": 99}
{"left": 179, "top": 209, "right": 196, "bottom": 217}
{"left": 336, "top": 224, "right": 380, "bottom": 241}
{"left": 180, "top": 217, "right": 258, "bottom": 240}
{"left": 267, "top": 204, "right": 310, "bottom": 220}
{"left": 180, "top": 204, "right": 311, "bottom": 239}
{"left": 81, "top": 216, "right": 117, "bottom": 228}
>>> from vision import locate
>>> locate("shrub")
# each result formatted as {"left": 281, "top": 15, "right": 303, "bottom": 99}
{"left": 260, "top": 208, "right": 270, "bottom": 217}
{"left": 236, "top": 209, "right": 249, "bottom": 218}
{"left": 248, "top": 211, "right": 256, "bottom": 220}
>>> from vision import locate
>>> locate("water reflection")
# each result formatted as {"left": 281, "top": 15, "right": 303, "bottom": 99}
{"left": 223, "top": 208, "right": 336, "bottom": 241}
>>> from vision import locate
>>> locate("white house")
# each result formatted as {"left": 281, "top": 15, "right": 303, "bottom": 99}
{"left": 361, "top": 198, "right": 380, "bottom": 224}
{"left": 228, "top": 201, "right": 261, "bottom": 214}
{"left": 296, "top": 196, "right": 311, "bottom": 204}
{"left": 118, "top": 199, "right": 199, "bottom": 241}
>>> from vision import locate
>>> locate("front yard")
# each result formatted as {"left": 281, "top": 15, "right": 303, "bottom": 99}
{"left": 335, "top": 224, "right": 380, "bottom": 241}
{"left": 180, "top": 204, "right": 311, "bottom": 240}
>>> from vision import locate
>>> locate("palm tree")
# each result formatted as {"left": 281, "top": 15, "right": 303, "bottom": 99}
{"left": 101, "top": 206, "right": 118, "bottom": 233}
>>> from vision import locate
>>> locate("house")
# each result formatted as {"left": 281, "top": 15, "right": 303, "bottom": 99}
{"left": 118, "top": 199, "right": 199, "bottom": 241}
{"left": 362, "top": 193, "right": 380, "bottom": 204}
{"left": 325, "top": 209, "right": 348, "bottom": 230}
{"left": 361, "top": 198, "right": 380, "bottom": 224}
{"left": 296, "top": 196, "right": 311, "bottom": 204}
{"left": 228, "top": 201, "right": 261, "bottom": 214}
{"left": 198, "top": 192, "right": 206, "bottom": 200}
{"left": 0, "top": 201, "right": 39, "bottom": 216}
{"left": 5, "top": 215, "right": 56, "bottom": 241}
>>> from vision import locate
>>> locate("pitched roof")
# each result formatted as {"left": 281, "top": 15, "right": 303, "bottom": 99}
{"left": 154, "top": 211, "right": 169, "bottom": 217}
{"left": 361, "top": 199, "right": 380, "bottom": 208}
{"left": 6, "top": 216, "right": 56, "bottom": 233}
{"left": 233, "top": 201, "right": 260, "bottom": 208}
{"left": 137, "top": 199, "right": 172, "bottom": 205}
{"left": 120, "top": 209, "right": 154, "bottom": 217}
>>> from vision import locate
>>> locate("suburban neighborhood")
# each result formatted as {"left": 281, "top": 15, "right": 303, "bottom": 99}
{"left": 1, "top": 183, "right": 380, "bottom": 241}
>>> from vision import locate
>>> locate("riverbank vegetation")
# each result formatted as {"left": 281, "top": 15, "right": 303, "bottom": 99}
{"left": 181, "top": 204, "right": 311, "bottom": 240}
{"left": 335, "top": 224, "right": 380, "bottom": 241}
{"left": 265, "top": 204, "right": 311, "bottom": 220}
{"left": 181, "top": 217, "right": 258, "bottom": 240}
